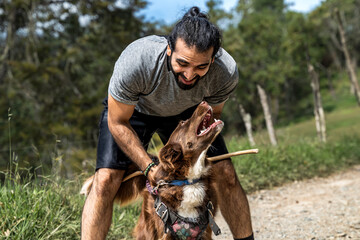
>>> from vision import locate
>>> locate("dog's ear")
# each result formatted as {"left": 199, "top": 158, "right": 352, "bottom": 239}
{"left": 159, "top": 143, "right": 183, "bottom": 171}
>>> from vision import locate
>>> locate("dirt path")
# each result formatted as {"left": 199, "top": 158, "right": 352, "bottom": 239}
{"left": 213, "top": 165, "right": 360, "bottom": 240}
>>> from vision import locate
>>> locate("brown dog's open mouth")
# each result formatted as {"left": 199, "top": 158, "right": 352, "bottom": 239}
{"left": 197, "top": 108, "right": 223, "bottom": 136}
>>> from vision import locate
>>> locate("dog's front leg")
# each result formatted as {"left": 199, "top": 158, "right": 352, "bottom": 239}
{"left": 163, "top": 233, "right": 173, "bottom": 240}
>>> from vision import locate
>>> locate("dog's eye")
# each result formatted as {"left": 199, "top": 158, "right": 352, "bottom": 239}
{"left": 187, "top": 142, "right": 193, "bottom": 148}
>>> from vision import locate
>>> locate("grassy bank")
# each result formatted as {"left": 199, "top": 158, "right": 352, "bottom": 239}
{"left": 1, "top": 106, "right": 360, "bottom": 239}
{"left": 229, "top": 135, "right": 360, "bottom": 192}
{"left": 0, "top": 170, "right": 141, "bottom": 239}
{"left": 228, "top": 105, "right": 360, "bottom": 192}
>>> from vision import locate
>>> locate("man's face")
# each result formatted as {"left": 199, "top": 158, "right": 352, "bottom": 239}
{"left": 167, "top": 38, "right": 214, "bottom": 90}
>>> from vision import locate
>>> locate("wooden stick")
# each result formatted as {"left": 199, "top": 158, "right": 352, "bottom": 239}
{"left": 123, "top": 171, "right": 143, "bottom": 182}
{"left": 206, "top": 148, "right": 259, "bottom": 162}
{"left": 122, "top": 148, "right": 259, "bottom": 182}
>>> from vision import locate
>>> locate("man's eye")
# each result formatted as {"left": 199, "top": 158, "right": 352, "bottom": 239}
{"left": 198, "top": 66, "right": 207, "bottom": 70}
{"left": 178, "top": 62, "right": 186, "bottom": 67}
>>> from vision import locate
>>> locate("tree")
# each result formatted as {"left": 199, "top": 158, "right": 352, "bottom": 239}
{"left": 225, "top": 0, "right": 288, "bottom": 145}
{"left": 335, "top": 8, "right": 360, "bottom": 106}
{"left": 309, "top": 0, "right": 360, "bottom": 103}
{"left": 206, "top": 0, "right": 232, "bottom": 28}
{"left": 308, "top": 63, "right": 327, "bottom": 142}
{"left": 0, "top": 0, "right": 152, "bottom": 173}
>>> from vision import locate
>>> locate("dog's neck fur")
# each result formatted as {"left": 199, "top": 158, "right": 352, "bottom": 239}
{"left": 187, "top": 149, "right": 210, "bottom": 180}
{"left": 177, "top": 149, "right": 210, "bottom": 218}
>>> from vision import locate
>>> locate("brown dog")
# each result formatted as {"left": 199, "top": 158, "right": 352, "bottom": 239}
{"left": 81, "top": 101, "right": 224, "bottom": 239}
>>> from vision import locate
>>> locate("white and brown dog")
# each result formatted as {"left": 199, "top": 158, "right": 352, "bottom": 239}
{"left": 81, "top": 101, "right": 224, "bottom": 239}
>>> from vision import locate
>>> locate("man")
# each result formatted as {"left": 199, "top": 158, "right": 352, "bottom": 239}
{"left": 81, "top": 6, "right": 254, "bottom": 240}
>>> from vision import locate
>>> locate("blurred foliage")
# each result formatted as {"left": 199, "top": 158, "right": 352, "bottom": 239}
{"left": 0, "top": 0, "right": 359, "bottom": 176}
{"left": 0, "top": 0, "right": 166, "bottom": 173}
{"left": 221, "top": 0, "right": 359, "bottom": 135}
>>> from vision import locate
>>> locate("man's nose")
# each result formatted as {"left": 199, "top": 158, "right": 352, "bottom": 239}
{"left": 184, "top": 68, "right": 195, "bottom": 80}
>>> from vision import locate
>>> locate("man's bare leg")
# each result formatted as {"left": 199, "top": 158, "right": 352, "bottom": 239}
{"left": 81, "top": 168, "right": 125, "bottom": 240}
{"left": 212, "top": 159, "right": 253, "bottom": 239}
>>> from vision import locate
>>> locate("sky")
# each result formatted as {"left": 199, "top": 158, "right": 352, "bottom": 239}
{"left": 139, "top": 0, "right": 323, "bottom": 24}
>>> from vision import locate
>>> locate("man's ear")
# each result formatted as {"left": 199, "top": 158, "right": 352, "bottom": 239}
{"left": 167, "top": 45, "right": 172, "bottom": 57}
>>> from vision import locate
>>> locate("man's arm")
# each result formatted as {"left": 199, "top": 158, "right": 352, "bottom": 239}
{"left": 107, "top": 94, "right": 156, "bottom": 177}
{"left": 212, "top": 102, "right": 225, "bottom": 120}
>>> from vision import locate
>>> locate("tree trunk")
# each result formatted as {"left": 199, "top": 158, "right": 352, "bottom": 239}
{"left": 238, "top": 104, "right": 256, "bottom": 146}
{"left": 256, "top": 84, "right": 277, "bottom": 146}
{"left": 232, "top": 97, "right": 256, "bottom": 146}
{"left": 308, "top": 63, "right": 327, "bottom": 143}
{"left": 0, "top": 2, "right": 16, "bottom": 84}
{"left": 335, "top": 9, "right": 360, "bottom": 106}
{"left": 26, "top": 0, "right": 40, "bottom": 65}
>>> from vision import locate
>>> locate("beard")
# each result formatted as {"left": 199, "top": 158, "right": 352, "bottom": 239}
{"left": 173, "top": 72, "right": 201, "bottom": 90}
{"left": 168, "top": 53, "right": 201, "bottom": 90}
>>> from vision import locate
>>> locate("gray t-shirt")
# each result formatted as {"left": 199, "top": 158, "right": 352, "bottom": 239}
{"left": 108, "top": 35, "right": 238, "bottom": 117}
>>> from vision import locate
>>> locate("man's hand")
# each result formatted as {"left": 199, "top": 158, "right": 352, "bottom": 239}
{"left": 144, "top": 156, "right": 160, "bottom": 184}
{"left": 146, "top": 164, "right": 159, "bottom": 185}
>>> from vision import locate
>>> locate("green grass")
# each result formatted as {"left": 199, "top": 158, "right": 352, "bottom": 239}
{"left": 228, "top": 135, "right": 360, "bottom": 192}
{"left": 233, "top": 105, "right": 360, "bottom": 146}
{"left": 0, "top": 169, "right": 141, "bottom": 239}
{"left": 282, "top": 106, "right": 360, "bottom": 142}
{"left": 227, "top": 103, "right": 360, "bottom": 192}
{"left": 1, "top": 102, "right": 360, "bottom": 239}
{"left": 0, "top": 171, "right": 80, "bottom": 239}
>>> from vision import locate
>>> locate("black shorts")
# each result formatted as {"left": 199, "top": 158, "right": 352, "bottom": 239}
{"left": 96, "top": 98, "right": 229, "bottom": 171}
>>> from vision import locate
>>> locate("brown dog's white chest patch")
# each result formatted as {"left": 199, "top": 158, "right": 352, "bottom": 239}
{"left": 178, "top": 150, "right": 210, "bottom": 218}
{"left": 178, "top": 182, "right": 206, "bottom": 218}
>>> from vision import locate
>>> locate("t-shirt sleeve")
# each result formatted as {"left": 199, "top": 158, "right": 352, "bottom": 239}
{"left": 204, "top": 67, "right": 239, "bottom": 105}
{"left": 108, "top": 45, "right": 145, "bottom": 105}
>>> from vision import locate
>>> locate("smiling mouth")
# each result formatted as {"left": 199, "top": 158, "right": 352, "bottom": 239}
{"left": 179, "top": 74, "right": 198, "bottom": 85}
{"left": 197, "top": 108, "right": 223, "bottom": 136}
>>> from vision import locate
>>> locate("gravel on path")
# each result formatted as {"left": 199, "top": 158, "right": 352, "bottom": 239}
{"left": 213, "top": 165, "right": 360, "bottom": 240}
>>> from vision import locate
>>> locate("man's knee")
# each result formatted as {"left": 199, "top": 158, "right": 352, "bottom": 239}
{"left": 92, "top": 168, "right": 125, "bottom": 198}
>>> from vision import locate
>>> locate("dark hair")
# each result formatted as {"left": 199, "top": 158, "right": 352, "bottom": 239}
{"left": 168, "top": 6, "right": 222, "bottom": 58}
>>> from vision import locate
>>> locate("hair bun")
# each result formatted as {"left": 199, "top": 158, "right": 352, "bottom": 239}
{"left": 186, "top": 6, "right": 208, "bottom": 19}
{"left": 169, "top": 6, "right": 221, "bottom": 58}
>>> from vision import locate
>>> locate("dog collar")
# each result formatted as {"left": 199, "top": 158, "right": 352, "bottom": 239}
{"left": 168, "top": 178, "right": 201, "bottom": 186}
{"left": 146, "top": 178, "right": 201, "bottom": 196}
